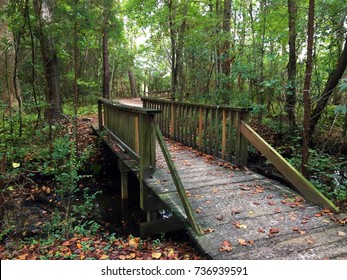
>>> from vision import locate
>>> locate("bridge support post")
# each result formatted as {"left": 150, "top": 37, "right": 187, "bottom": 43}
{"left": 235, "top": 112, "right": 249, "bottom": 166}
{"left": 118, "top": 160, "right": 129, "bottom": 200}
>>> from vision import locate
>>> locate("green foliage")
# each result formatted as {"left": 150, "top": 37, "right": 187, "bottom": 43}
{"left": 286, "top": 148, "right": 347, "bottom": 202}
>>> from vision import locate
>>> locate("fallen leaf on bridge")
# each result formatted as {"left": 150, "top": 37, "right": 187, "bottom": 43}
{"left": 216, "top": 215, "right": 224, "bottom": 221}
{"left": 233, "top": 222, "right": 247, "bottom": 229}
{"left": 258, "top": 228, "right": 265, "bottom": 233}
{"left": 269, "top": 228, "right": 280, "bottom": 234}
{"left": 219, "top": 240, "right": 233, "bottom": 252}
{"left": 307, "top": 239, "right": 315, "bottom": 244}
{"left": 338, "top": 231, "right": 346, "bottom": 236}
{"left": 204, "top": 228, "right": 215, "bottom": 234}
{"left": 238, "top": 239, "right": 248, "bottom": 246}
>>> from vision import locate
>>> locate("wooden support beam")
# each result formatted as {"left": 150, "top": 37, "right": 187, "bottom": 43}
{"left": 239, "top": 120, "right": 339, "bottom": 212}
{"left": 140, "top": 216, "right": 183, "bottom": 238}
{"left": 118, "top": 160, "right": 129, "bottom": 200}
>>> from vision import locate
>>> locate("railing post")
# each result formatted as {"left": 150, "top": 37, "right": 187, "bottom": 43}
{"left": 139, "top": 113, "right": 157, "bottom": 210}
{"left": 222, "top": 109, "right": 227, "bottom": 159}
{"left": 235, "top": 111, "right": 249, "bottom": 166}
{"left": 170, "top": 103, "right": 175, "bottom": 138}
{"left": 98, "top": 99, "right": 103, "bottom": 131}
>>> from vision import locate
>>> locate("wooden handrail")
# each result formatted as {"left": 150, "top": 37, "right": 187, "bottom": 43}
{"left": 154, "top": 123, "right": 204, "bottom": 235}
{"left": 98, "top": 97, "right": 161, "bottom": 174}
{"left": 239, "top": 120, "right": 339, "bottom": 212}
{"left": 142, "top": 96, "right": 252, "bottom": 165}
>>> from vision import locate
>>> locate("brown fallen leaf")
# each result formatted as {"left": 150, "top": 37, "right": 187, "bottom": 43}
{"left": 219, "top": 240, "right": 233, "bottom": 252}
{"left": 293, "top": 227, "right": 300, "bottom": 232}
{"left": 99, "top": 254, "right": 109, "bottom": 260}
{"left": 204, "top": 228, "right": 215, "bottom": 234}
{"left": 258, "top": 228, "right": 265, "bottom": 233}
{"left": 195, "top": 208, "right": 202, "bottom": 213}
{"left": 338, "top": 231, "right": 347, "bottom": 236}
{"left": 274, "top": 208, "right": 282, "bottom": 213}
{"left": 152, "top": 252, "right": 162, "bottom": 259}
{"left": 268, "top": 201, "right": 275, "bottom": 205}
{"left": 238, "top": 239, "right": 248, "bottom": 246}
{"left": 18, "top": 254, "right": 28, "bottom": 260}
{"left": 269, "top": 228, "right": 280, "bottom": 234}
{"left": 128, "top": 237, "right": 139, "bottom": 249}
{"left": 233, "top": 222, "right": 247, "bottom": 229}
{"left": 231, "top": 210, "right": 241, "bottom": 215}
{"left": 253, "top": 201, "right": 260, "bottom": 205}
{"left": 307, "top": 239, "right": 315, "bottom": 244}
{"left": 216, "top": 215, "right": 224, "bottom": 221}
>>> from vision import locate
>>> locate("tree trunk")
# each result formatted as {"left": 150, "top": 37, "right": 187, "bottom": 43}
{"left": 286, "top": 0, "right": 297, "bottom": 131}
{"left": 0, "top": 0, "right": 18, "bottom": 107}
{"left": 33, "top": 0, "right": 62, "bottom": 122}
{"left": 176, "top": 0, "right": 188, "bottom": 101}
{"left": 302, "top": 0, "right": 315, "bottom": 177}
{"left": 309, "top": 35, "right": 347, "bottom": 137}
{"left": 128, "top": 69, "right": 137, "bottom": 98}
{"left": 102, "top": 28, "right": 110, "bottom": 99}
{"left": 167, "top": 0, "right": 177, "bottom": 101}
{"left": 220, "top": 0, "right": 232, "bottom": 104}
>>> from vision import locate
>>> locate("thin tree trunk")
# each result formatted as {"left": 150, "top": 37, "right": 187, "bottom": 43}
{"left": 221, "top": 0, "right": 232, "bottom": 104}
{"left": 102, "top": 28, "right": 110, "bottom": 99}
{"left": 128, "top": 69, "right": 137, "bottom": 98}
{"left": 302, "top": 0, "right": 315, "bottom": 177}
{"left": 0, "top": 0, "right": 18, "bottom": 107}
{"left": 168, "top": 0, "right": 177, "bottom": 101}
{"left": 176, "top": 0, "right": 188, "bottom": 101}
{"left": 310, "top": 36, "right": 347, "bottom": 137}
{"left": 286, "top": 0, "right": 297, "bottom": 131}
{"left": 25, "top": 0, "right": 41, "bottom": 123}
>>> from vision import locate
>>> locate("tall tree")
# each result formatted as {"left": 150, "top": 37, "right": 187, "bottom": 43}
{"left": 33, "top": 0, "right": 63, "bottom": 121}
{"left": 302, "top": 0, "right": 315, "bottom": 177}
{"left": 220, "top": 0, "right": 232, "bottom": 104}
{"left": 0, "top": 0, "right": 18, "bottom": 107}
{"left": 286, "top": 0, "right": 297, "bottom": 130}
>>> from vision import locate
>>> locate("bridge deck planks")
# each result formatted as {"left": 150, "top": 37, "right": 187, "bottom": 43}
{"left": 143, "top": 139, "right": 347, "bottom": 260}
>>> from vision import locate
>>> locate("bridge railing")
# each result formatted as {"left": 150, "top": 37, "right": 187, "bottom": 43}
{"left": 144, "top": 90, "right": 171, "bottom": 99}
{"left": 98, "top": 97, "right": 161, "bottom": 180}
{"left": 142, "top": 97, "right": 252, "bottom": 165}
{"left": 98, "top": 97, "right": 204, "bottom": 234}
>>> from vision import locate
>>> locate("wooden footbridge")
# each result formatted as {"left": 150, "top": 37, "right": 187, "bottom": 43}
{"left": 93, "top": 97, "right": 347, "bottom": 260}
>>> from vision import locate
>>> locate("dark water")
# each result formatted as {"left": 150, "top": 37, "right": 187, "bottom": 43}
{"left": 91, "top": 173, "right": 146, "bottom": 236}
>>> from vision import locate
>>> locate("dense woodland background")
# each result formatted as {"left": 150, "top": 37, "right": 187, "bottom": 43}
{"left": 0, "top": 0, "right": 346, "bottom": 259}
